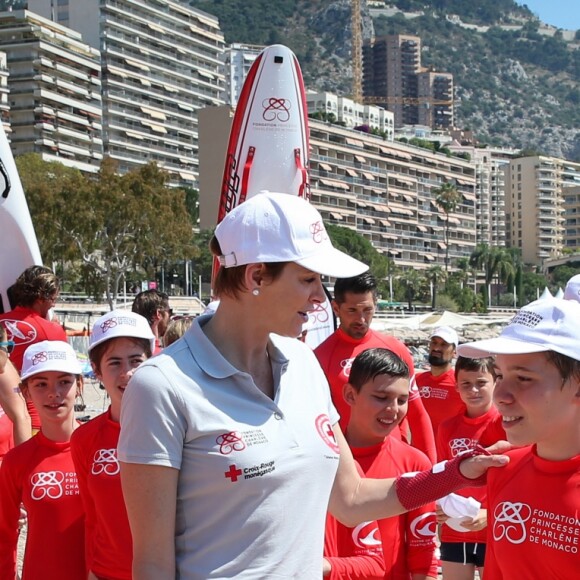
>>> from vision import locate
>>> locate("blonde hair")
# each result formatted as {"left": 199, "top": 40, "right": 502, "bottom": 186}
{"left": 164, "top": 317, "right": 194, "bottom": 347}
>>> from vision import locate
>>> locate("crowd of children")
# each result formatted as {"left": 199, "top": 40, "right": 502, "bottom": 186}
{"left": 0, "top": 263, "right": 578, "bottom": 579}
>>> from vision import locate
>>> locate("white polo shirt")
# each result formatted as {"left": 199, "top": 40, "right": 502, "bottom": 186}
{"left": 118, "top": 315, "right": 340, "bottom": 579}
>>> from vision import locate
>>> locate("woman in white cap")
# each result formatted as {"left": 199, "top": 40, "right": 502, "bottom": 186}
{"left": 70, "top": 310, "right": 154, "bottom": 580}
{"left": 0, "top": 340, "right": 85, "bottom": 579}
{"left": 457, "top": 298, "right": 580, "bottom": 579}
{"left": 117, "top": 192, "right": 509, "bottom": 579}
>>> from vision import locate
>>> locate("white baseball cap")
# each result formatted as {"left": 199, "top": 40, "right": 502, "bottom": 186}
{"left": 564, "top": 274, "right": 580, "bottom": 302}
{"left": 215, "top": 192, "right": 368, "bottom": 278}
{"left": 457, "top": 298, "right": 580, "bottom": 361}
{"left": 430, "top": 326, "right": 458, "bottom": 347}
{"left": 89, "top": 310, "right": 155, "bottom": 353}
{"left": 21, "top": 340, "right": 83, "bottom": 380}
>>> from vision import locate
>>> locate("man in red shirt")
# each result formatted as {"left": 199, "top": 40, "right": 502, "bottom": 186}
{"left": 0, "top": 266, "right": 67, "bottom": 433}
{"left": 315, "top": 272, "right": 436, "bottom": 463}
{"left": 416, "top": 326, "right": 464, "bottom": 441}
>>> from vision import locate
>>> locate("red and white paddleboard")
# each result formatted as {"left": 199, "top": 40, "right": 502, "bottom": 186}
{"left": 213, "top": 44, "right": 335, "bottom": 347}
{"left": 217, "top": 44, "right": 310, "bottom": 223}
{"left": 0, "top": 123, "right": 42, "bottom": 313}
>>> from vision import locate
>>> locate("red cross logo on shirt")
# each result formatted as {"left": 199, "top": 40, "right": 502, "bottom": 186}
{"left": 315, "top": 414, "right": 340, "bottom": 454}
{"left": 224, "top": 464, "right": 243, "bottom": 483}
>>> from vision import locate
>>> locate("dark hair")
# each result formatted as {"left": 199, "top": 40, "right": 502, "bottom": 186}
{"left": 349, "top": 348, "right": 409, "bottom": 392}
{"left": 546, "top": 351, "right": 580, "bottom": 385}
{"left": 12, "top": 265, "right": 60, "bottom": 307}
{"left": 209, "top": 235, "right": 288, "bottom": 299}
{"left": 455, "top": 356, "right": 497, "bottom": 381}
{"left": 131, "top": 289, "right": 170, "bottom": 325}
{"left": 89, "top": 336, "right": 153, "bottom": 374}
{"left": 334, "top": 272, "right": 377, "bottom": 304}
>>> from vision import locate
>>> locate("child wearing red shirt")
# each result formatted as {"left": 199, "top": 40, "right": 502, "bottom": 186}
{"left": 324, "top": 348, "right": 438, "bottom": 580}
{"left": 458, "top": 298, "right": 580, "bottom": 579}
{"left": 0, "top": 340, "right": 85, "bottom": 580}
{"left": 436, "top": 356, "right": 506, "bottom": 580}
{"left": 70, "top": 310, "right": 154, "bottom": 580}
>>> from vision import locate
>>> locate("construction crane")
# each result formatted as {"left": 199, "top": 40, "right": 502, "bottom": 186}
{"left": 351, "top": 0, "right": 362, "bottom": 102}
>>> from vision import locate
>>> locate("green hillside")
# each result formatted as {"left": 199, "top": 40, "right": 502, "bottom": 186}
{"left": 188, "top": 0, "right": 580, "bottom": 160}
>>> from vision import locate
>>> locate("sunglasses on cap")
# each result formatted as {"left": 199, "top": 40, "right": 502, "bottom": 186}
{"left": 0, "top": 341, "right": 15, "bottom": 354}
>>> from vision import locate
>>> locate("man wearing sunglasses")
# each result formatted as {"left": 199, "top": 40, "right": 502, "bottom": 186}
{"left": 131, "top": 289, "right": 173, "bottom": 355}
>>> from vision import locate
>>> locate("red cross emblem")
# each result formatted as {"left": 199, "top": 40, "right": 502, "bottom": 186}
{"left": 315, "top": 414, "right": 340, "bottom": 453}
{"left": 224, "top": 464, "right": 243, "bottom": 483}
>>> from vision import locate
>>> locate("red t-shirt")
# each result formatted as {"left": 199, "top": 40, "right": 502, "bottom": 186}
{"left": 436, "top": 407, "right": 506, "bottom": 543}
{"left": 325, "top": 463, "right": 385, "bottom": 579}
{"left": 71, "top": 408, "right": 132, "bottom": 580}
{"left": 416, "top": 369, "right": 464, "bottom": 439}
{"left": 0, "top": 408, "right": 14, "bottom": 461}
{"left": 0, "top": 306, "right": 68, "bottom": 430}
{"left": 315, "top": 328, "right": 436, "bottom": 463}
{"left": 349, "top": 437, "right": 439, "bottom": 579}
{"left": 485, "top": 446, "right": 580, "bottom": 579}
{"left": 0, "top": 431, "right": 85, "bottom": 580}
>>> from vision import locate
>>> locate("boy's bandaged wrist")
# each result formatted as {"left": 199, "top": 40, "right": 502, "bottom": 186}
{"left": 395, "top": 446, "right": 490, "bottom": 511}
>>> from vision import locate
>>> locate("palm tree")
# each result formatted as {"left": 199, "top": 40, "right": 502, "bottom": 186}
{"left": 426, "top": 264, "right": 447, "bottom": 309}
{"left": 469, "top": 245, "right": 515, "bottom": 308}
{"left": 399, "top": 269, "right": 427, "bottom": 310}
{"left": 433, "top": 180, "right": 461, "bottom": 272}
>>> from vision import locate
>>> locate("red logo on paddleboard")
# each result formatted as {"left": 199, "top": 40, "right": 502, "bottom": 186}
{"left": 262, "top": 97, "right": 291, "bottom": 122}
{"left": 315, "top": 414, "right": 340, "bottom": 453}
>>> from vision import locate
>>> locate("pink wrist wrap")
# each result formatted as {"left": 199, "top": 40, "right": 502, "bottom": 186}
{"left": 395, "top": 445, "right": 491, "bottom": 512}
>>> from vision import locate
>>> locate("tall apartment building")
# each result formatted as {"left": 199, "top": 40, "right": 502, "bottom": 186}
{"left": 563, "top": 185, "right": 580, "bottom": 252}
{"left": 448, "top": 143, "right": 515, "bottom": 247}
{"left": 0, "top": 50, "right": 10, "bottom": 135}
{"left": 505, "top": 156, "right": 580, "bottom": 265}
{"left": 199, "top": 106, "right": 476, "bottom": 271}
{"left": 29, "top": 0, "right": 225, "bottom": 186}
{"left": 222, "top": 43, "right": 261, "bottom": 106}
{"left": 417, "top": 71, "right": 453, "bottom": 130}
{"left": 363, "top": 34, "right": 454, "bottom": 130}
{"left": 306, "top": 91, "right": 394, "bottom": 139}
{"left": 0, "top": 10, "right": 103, "bottom": 173}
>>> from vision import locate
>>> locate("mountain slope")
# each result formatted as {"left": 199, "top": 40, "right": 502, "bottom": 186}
{"left": 189, "top": 0, "right": 580, "bottom": 160}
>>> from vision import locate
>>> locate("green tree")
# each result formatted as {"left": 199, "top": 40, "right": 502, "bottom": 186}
{"left": 16, "top": 153, "right": 87, "bottom": 267}
{"left": 20, "top": 155, "right": 194, "bottom": 308}
{"left": 425, "top": 264, "right": 447, "bottom": 309}
{"left": 326, "top": 224, "right": 392, "bottom": 284}
{"left": 398, "top": 269, "right": 428, "bottom": 310}
{"left": 469, "top": 244, "right": 515, "bottom": 309}
{"left": 433, "top": 180, "right": 461, "bottom": 272}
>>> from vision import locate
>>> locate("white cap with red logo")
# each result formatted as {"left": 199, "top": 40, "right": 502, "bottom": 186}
{"left": 457, "top": 298, "right": 580, "bottom": 361}
{"left": 89, "top": 310, "right": 155, "bottom": 353}
{"left": 215, "top": 192, "right": 368, "bottom": 278}
{"left": 21, "top": 340, "right": 83, "bottom": 380}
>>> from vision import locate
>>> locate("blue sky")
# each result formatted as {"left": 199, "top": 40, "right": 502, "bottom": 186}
{"left": 516, "top": 1, "right": 580, "bottom": 30}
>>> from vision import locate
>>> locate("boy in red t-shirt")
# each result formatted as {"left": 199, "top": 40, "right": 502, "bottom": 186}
{"left": 324, "top": 348, "right": 438, "bottom": 580}
{"left": 457, "top": 298, "right": 580, "bottom": 580}
{"left": 436, "top": 356, "right": 506, "bottom": 580}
